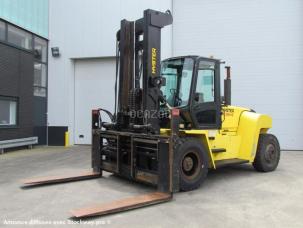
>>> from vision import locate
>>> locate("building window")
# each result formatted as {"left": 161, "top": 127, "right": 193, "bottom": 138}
{"left": 0, "top": 97, "right": 18, "bottom": 127}
{"left": 0, "top": 21, "right": 5, "bottom": 41}
{"left": 195, "top": 61, "right": 215, "bottom": 103}
{"left": 34, "top": 35, "right": 48, "bottom": 98}
{"left": 34, "top": 63, "right": 47, "bottom": 87}
{"left": 34, "top": 36, "right": 47, "bottom": 63}
{"left": 7, "top": 24, "right": 32, "bottom": 50}
{"left": 33, "top": 87, "right": 47, "bottom": 97}
{"left": 34, "top": 63, "right": 47, "bottom": 97}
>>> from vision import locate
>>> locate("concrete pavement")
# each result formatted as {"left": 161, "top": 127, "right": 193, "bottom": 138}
{"left": 0, "top": 146, "right": 302, "bottom": 227}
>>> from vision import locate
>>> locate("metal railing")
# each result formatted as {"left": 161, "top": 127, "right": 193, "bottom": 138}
{"left": 0, "top": 137, "right": 38, "bottom": 154}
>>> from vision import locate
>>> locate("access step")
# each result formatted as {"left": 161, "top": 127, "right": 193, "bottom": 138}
{"left": 70, "top": 192, "right": 172, "bottom": 218}
{"left": 21, "top": 170, "right": 101, "bottom": 186}
{"left": 215, "top": 159, "right": 249, "bottom": 168}
{"left": 211, "top": 148, "right": 226, "bottom": 153}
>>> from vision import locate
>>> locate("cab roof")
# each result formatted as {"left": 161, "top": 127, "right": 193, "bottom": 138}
{"left": 162, "top": 55, "right": 221, "bottom": 62}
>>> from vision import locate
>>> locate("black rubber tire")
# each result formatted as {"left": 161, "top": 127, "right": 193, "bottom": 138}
{"left": 253, "top": 134, "right": 280, "bottom": 172}
{"left": 174, "top": 137, "right": 209, "bottom": 191}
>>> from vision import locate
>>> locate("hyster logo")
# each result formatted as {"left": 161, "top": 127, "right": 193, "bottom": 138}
{"left": 151, "top": 48, "right": 157, "bottom": 74}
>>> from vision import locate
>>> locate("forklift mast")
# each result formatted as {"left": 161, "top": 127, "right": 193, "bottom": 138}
{"left": 115, "top": 9, "right": 173, "bottom": 133}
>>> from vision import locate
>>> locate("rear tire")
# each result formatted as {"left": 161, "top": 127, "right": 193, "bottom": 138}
{"left": 253, "top": 134, "right": 280, "bottom": 172}
{"left": 174, "top": 137, "right": 209, "bottom": 191}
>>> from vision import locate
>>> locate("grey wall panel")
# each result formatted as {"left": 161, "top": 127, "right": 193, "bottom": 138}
{"left": 33, "top": 96, "right": 47, "bottom": 126}
{"left": 0, "top": 43, "right": 19, "bottom": 96}
{"left": 19, "top": 51, "right": 34, "bottom": 137}
{"left": 33, "top": 96, "right": 47, "bottom": 144}
{"left": 0, "top": 43, "right": 34, "bottom": 140}
{"left": 173, "top": 0, "right": 303, "bottom": 149}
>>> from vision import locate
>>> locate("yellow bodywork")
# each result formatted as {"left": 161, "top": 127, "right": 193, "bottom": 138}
{"left": 160, "top": 105, "right": 272, "bottom": 169}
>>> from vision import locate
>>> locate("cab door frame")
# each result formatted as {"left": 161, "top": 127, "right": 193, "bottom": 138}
{"left": 189, "top": 57, "right": 222, "bottom": 129}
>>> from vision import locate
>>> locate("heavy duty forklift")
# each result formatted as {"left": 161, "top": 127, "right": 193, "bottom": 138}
{"left": 22, "top": 9, "right": 280, "bottom": 218}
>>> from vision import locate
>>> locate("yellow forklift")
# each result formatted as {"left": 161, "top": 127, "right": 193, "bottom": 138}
{"left": 22, "top": 9, "right": 280, "bottom": 218}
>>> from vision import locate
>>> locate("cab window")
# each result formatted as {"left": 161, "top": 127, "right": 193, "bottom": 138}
{"left": 195, "top": 61, "right": 215, "bottom": 104}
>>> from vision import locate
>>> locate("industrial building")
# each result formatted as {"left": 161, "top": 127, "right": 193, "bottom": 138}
{"left": 0, "top": 1, "right": 48, "bottom": 146}
{"left": 1, "top": 0, "right": 302, "bottom": 149}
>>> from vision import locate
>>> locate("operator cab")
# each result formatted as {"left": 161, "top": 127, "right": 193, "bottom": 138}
{"left": 160, "top": 56, "right": 221, "bottom": 129}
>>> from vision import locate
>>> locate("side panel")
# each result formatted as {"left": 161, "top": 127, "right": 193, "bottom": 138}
{"left": 210, "top": 133, "right": 242, "bottom": 161}
{"left": 180, "top": 111, "right": 272, "bottom": 166}
{"left": 183, "top": 130, "right": 216, "bottom": 168}
{"left": 210, "top": 106, "right": 249, "bottom": 161}
{"left": 237, "top": 111, "right": 272, "bottom": 162}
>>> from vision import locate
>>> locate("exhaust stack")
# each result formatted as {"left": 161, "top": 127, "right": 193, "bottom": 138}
{"left": 224, "top": 66, "right": 231, "bottom": 105}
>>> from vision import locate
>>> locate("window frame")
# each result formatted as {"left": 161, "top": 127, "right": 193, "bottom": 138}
{"left": 161, "top": 57, "right": 195, "bottom": 108}
{"left": 0, "top": 96, "right": 19, "bottom": 128}
{"left": 34, "top": 36, "right": 48, "bottom": 63}
{"left": 33, "top": 35, "right": 48, "bottom": 98}
{"left": 189, "top": 57, "right": 222, "bottom": 129}
{"left": 7, "top": 24, "right": 33, "bottom": 50}
{"left": 195, "top": 65, "right": 215, "bottom": 104}
{"left": 33, "top": 86, "right": 47, "bottom": 97}
{"left": 34, "top": 63, "right": 47, "bottom": 88}
{"left": 0, "top": 18, "right": 48, "bottom": 54}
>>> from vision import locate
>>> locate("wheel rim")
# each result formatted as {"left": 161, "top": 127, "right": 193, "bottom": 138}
{"left": 181, "top": 151, "right": 201, "bottom": 180}
{"left": 264, "top": 143, "right": 277, "bottom": 164}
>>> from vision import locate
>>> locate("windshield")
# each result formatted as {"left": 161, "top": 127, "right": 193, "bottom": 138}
{"left": 161, "top": 57, "right": 194, "bottom": 107}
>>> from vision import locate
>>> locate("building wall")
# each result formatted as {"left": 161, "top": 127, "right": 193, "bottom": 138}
{"left": 0, "top": 0, "right": 49, "bottom": 145}
{"left": 173, "top": 0, "right": 303, "bottom": 150}
{"left": 0, "top": 0, "right": 49, "bottom": 38}
{"left": 48, "top": 0, "right": 172, "bottom": 144}
{"left": 48, "top": 0, "right": 303, "bottom": 149}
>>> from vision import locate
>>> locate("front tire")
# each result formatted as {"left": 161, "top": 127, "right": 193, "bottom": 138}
{"left": 253, "top": 134, "right": 280, "bottom": 172}
{"left": 174, "top": 137, "right": 209, "bottom": 191}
